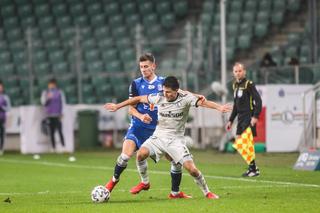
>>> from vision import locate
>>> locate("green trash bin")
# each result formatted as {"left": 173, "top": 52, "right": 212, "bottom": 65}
{"left": 78, "top": 110, "right": 99, "bottom": 148}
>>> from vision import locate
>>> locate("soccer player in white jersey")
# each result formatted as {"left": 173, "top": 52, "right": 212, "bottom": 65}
{"left": 105, "top": 76, "right": 232, "bottom": 199}
{"left": 105, "top": 53, "right": 192, "bottom": 199}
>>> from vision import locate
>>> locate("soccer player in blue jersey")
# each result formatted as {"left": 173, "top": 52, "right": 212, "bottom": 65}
{"left": 105, "top": 53, "right": 191, "bottom": 198}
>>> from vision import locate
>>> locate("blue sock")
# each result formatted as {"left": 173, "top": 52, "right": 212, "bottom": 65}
{"left": 171, "top": 172, "right": 182, "bottom": 192}
{"left": 113, "top": 153, "right": 130, "bottom": 180}
{"left": 114, "top": 164, "right": 126, "bottom": 180}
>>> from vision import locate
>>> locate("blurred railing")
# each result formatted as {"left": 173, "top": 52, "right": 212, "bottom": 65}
{"left": 247, "top": 64, "right": 320, "bottom": 85}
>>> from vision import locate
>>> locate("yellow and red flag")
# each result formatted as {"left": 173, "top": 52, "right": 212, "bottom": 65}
{"left": 232, "top": 127, "right": 255, "bottom": 165}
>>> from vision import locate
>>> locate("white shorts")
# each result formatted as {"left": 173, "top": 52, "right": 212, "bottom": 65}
{"left": 141, "top": 135, "right": 193, "bottom": 165}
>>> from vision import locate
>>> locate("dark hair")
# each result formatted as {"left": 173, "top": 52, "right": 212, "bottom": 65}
{"left": 163, "top": 76, "right": 179, "bottom": 90}
{"left": 48, "top": 78, "right": 57, "bottom": 85}
{"left": 139, "top": 53, "right": 155, "bottom": 63}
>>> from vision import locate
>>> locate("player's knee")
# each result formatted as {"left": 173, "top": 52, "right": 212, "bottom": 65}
{"left": 116, "top": 153, "right": 130, "bottom": 167}
{"left": 171, "top": 161, "right": 182, "bottom": 174}
{"left": 137, "top": 147, "right": 149, "bottom": 161}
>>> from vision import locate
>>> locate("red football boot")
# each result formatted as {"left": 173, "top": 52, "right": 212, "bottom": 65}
{"left": 168, "top": 191, "right": 192, "bottom": 199}
{"left": 105, "top": 178, "right": 119, "bottom": 192}
{"left": 206, "top": 192, "right": 219, "bottom": 199}
{"left": 130, "top": 182, "right": 150, "bottom": 194}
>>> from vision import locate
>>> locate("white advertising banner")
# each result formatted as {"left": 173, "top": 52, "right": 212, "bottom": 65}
{"left": 266, "top": 85, "right": 312, "bottom": 152}
{"left": 5, "top": 107, "right": 21, "bottom": 134}
{"left": 20, "top": 106, "right": 75, "bottom": 154}
{"left": 10, "top": 103, "right": 229, "bottom": 154}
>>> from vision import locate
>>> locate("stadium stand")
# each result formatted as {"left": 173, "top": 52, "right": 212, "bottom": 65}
{"left": 0, "top": 0, "right": 318, "bottom": 105}
{"left": 0, "top": 0, "right": 189, "bottom": 105}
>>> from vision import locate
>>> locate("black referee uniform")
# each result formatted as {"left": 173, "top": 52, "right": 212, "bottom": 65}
{"left": 229, "top": 78, "right": 262, "bottom": 136}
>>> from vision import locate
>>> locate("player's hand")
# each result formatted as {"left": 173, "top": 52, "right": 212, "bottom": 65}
{"left": 139, "top": 114, "right": 152, "bottom": 124}
{"left": 220, "top": 103, "right": 232, "bottom": 113}
{"left": 226, "top": 121, "right": 232, "bottom": 131}
{"left": 250, "top": 117, "right": 258, "bottom": 126}
{"left": 198, "top": 95, "right": 207, "bottom": 105}
{"left": 104, "top": 103, "right": 118, "bottom": 112}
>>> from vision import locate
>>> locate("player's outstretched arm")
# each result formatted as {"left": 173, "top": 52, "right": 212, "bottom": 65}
{"left": 198, "top": 100, "right": 232, "bottom": 113}
{"left": 128, "top": 105, "right": 152, "bottom": 124}
{"left": 104, "top": 95, "right": 149, "bottom": 112}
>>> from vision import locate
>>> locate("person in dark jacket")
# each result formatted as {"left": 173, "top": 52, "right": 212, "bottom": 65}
{"left": 226, "top": 63, "right": 262, "bottom": 177}
{"left": 0, "top": 81, "right": 11, "bottom": 155}
{"left": 260, "top": 53, "right": 277, "bottom": 67}
{"left": 41, "top": 78, "right": 66, "bottom": 150}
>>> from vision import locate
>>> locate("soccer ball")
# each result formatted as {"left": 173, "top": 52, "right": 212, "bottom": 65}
{"left": 91, "top": 185, "right": 110, "bottom": 203}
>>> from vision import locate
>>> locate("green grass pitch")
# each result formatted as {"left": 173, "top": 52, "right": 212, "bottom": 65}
{"left": 0, "top": 150, "right": 320, "bottom": 213}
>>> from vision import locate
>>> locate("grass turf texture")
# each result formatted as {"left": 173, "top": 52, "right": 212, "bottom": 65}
{"left": 0, "top": 150, "right": 320, "bottom": 213}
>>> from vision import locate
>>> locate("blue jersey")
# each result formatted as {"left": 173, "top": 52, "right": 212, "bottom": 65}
{"left": 129, "top": 76, "right": 164, "bottom": 129}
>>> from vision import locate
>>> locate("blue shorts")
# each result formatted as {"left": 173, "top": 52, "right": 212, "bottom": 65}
{"left": 124, "top": 125, "right": 155, "bottom": 149}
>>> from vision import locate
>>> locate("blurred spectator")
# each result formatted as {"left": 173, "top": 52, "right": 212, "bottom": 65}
{"left": 0, "top": 80, "right": 11, "bottom": 155}
{"left": 40, "top": 78, "right": 66, "bottom": 150}
{"left": 260, "top": 53, "right": 277, "bottom": 67}
{"left": 288, "top": 57, "right": 299, "bottom": 66}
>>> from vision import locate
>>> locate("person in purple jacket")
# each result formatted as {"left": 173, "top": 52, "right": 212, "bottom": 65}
{"left": 0, "top": 81, "right": 11, "bottom": 155}
{"left": 41, "top": 78, "right": 66, "bottom": 150}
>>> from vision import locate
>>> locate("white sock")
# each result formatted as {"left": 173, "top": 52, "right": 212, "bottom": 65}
{"left": 112, "top": 176, "right": 118, "bottom": 182}
{"left": 171, "top": 191, "right": 180, "bottom": 195}
{"left": 137, "top": 159, "right": 149, "bottom": 184}
{"left": 194, "top": 173, "right": 209, "bottom": 195}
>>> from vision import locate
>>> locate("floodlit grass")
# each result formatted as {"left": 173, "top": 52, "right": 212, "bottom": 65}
{"left": 0, "top": 150, "right": 319, "bottom": 213}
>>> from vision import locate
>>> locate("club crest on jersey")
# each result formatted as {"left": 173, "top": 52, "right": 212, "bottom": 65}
{"left": 141, "top": 85, "right": 145, "bottom": 89}
{"left": 157, "top": 84, "right": 162, "bottom": 91}
{"left": 237, "top": 89, "right": 243, "bottom": 97}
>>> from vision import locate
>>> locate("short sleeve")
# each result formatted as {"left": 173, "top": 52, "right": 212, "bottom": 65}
{"left": 129, "top": 81, "right": 138, "bottom": 98}
{"left": 185, "top": 93, "right": 200, "bottom": 107}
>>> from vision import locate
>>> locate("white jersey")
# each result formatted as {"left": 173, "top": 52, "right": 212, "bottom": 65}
{"left": 147, "top": 92, "right": 200, "bottom": 137}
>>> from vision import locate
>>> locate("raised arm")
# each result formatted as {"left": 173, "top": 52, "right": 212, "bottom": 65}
{"left": 104, "top": 95, "right": 149, "bottom": 112}
{"left": 198, "top": 99, "right": 232, "bottom": 113}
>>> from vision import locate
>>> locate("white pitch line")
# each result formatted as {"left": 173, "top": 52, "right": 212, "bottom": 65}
{"left": 1, "top": 158, "right": 320, "bottom": 189}
{"left": 0, "top": 185, "right": 309, "bottom": 196}
{"left": 0, "top": 191, "right": 81, "bottom": 196}
{"left": 0, "top": 188, "right": 181, "bottom": 196}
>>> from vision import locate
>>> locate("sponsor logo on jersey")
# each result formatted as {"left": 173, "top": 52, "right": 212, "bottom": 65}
{"left": 160, "top": 111, "right": 184, "bottom": 118}
{"left": 148, "top": 85, "right": 155, "bottom": 89}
